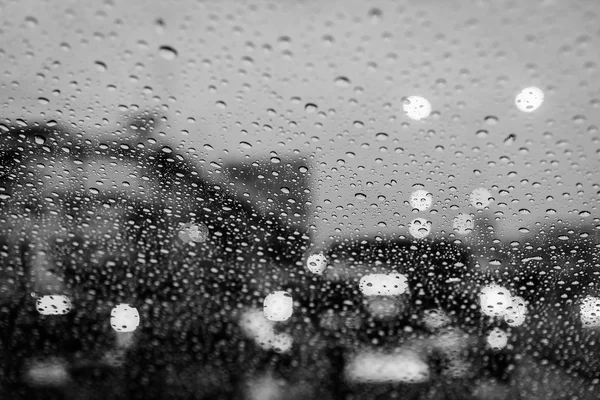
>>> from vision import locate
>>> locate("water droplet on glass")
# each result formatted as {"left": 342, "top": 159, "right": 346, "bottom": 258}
{"left": 24, "top": 16, "right": 38, "bottom": 28}
{"left": 34, "top": 135, "right": 46, "bottom": 145}
{"left": 355, "top": 193, "right": 367, "bottom": 200}
{"left": 158, "top": 45, "right": 178, "bottom": 60}
{"left": 305, "top": 103, "right": 318, "bottom": 113}
{"left": 476, "top": 130, "right": 488, "bottom": 138}
{"left": 484, "top": 116, "right": 498, "bottom": 125}
{"left": 375, "top": 132, "right": 388, "bottom": 141}
{"left": 334, "top": 76, "right": 351, "bottom": 87}
{"left": 367, "top": 7, "right": 383, "bottom": 23}
{"left": 94, "top": 61, "right": 108, "bottom": 72}
{"left": 503, "top": 133, "right": 516, "bottom": 145}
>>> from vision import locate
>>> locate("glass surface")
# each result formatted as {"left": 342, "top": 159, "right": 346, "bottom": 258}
{"left": 1, "top": 0, "right": 600, "bottom": 399}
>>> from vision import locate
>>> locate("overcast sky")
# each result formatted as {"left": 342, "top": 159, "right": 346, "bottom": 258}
{"left": 1, "top": 0, "right": 599, "bottom": 245}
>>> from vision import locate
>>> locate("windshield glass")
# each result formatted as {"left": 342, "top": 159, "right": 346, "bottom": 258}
{"left": 1, "top": 1, "right": 600, "bottom": 399}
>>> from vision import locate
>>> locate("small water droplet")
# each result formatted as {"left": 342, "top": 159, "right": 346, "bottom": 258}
{"left": 484, "top": 116, "right": 498, "bottom": 125}
{"left": 94, "top": 61, "right": 107, "bottom": 72}
{"left": 158, "top": 45, "right": 178, "bottom": 60}
{"left": 240, "top": 141, "right": 252, "bottom": 149}
{"left": 375, "top": 132, "right": 388, "bottom": 141}
{"left": 334, "top": 76, "right": 351, "bottom": 87}
{"left": 37, "top": 97, "right": 49, "bottom": 105}
{"left": 367, "top": 7, "right": 383, "bottom": 23}
{"left": 216, "top": 101, "right": 227, "bottom": 109}
{"left": 355, "top": 193, "right": 367, "bottom": 200}
{"left": 504, "top": 133, "right": 516, "bottom": 145}
{"left": 305, "top": 103, "right": 317, "bottom": 113}
{"left": 24, "top": 16, "right": 38, "bottom": 28}
{"left": 476, "top": 129, "right": 488, "bottom": 138}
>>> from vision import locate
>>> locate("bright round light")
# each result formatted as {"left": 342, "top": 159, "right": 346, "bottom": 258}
{"left": 271, "top": 333, "right": 293, "bottom": 353}
{"left": 263, "top": 291, "right": 293, "bottom": 322}
{"left": 403, "top": 96, "right": 432, "bottom": 120}
{"left": 359, "top": 273, "right": 409, "bottom": 296}
{"left": 580, "top": 296, "right": 600, "bottom": 327}
{"left": 452, "top": 213, "right": 475, "bottom": 235}
{"left": 239, "top": 308, "right": 293, "bottom": 353}
{"left": 306, "top": 253, "right": 327, "bottom": 274}
{"left": 410, "top": 189, "right": 433, "bottom": 211}
{"left": 408, "top": 217, "right": 432, "bottom": 239}
{"left": 110, "top": 304, "right": 140, "bottom": 333}
{"left": 346, "top": 351, "right": 429, "bottom": 383}
{"left": 504, "top": 295, "right": 527, "bottom": 327}
{"left": 515, "top": 86, "right": 544, "bottom": 113}
{"left": 486, "top": 327, "right": 508, "bottom": 350}
{"left": 479, "top": 285, "right": 512, "bottom": 317}
{"left": 36, "top": 295, "right": 72, "bottom": 316}
{"left": 178, "top": 221, "right": 209, "bottom": 243}
{"left": 470, "top": 187, "right": 493, "bottom": 209}
{"left": 423, "top": 309, "right": 451, "bottom": 330}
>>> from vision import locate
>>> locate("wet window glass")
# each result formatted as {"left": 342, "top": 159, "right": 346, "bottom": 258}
{"left": 1, "top": 0, "right": 600, "bottom": 399}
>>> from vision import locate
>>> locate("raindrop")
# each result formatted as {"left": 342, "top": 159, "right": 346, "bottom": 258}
{"left": 94, "top": 61, "right": 108, "bottom": 72}
{"left": 375, "top": 132, "right": 389, "bottom": 141}
{"left": 484, "top": 115, "right": 498, "bottom": 125}
{"left": 503, "top": 133, "right": 516, "bottom": 145}
{"left": 216, "top": 101, "right": 227, "bottom": 109}
{"left": 334, "top": 76, "right": 351, "bottom": 87}
{"left": 24, "top": 16, "right": 38, "bottom": 28}
{"left": 34, "top": 135, "right": 46, "bottom": 145}
{"left": 37, "top": 97, "right": 49, "bottom": 105}
{"left": 158, "top": 45, "right": 178, "bottom": 60}
{"left": 355, "top": 193, "right": 367, "bottom": 200}
{"left": 367, "top": 7, "right": 383, "bottom": 23}
{"left": 305, "top": 103, "right": 318, "bottom": 113}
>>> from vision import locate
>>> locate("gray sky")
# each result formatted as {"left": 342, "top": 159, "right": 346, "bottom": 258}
{"left": 1, "top": 0, "right": 599, "bottom": 245}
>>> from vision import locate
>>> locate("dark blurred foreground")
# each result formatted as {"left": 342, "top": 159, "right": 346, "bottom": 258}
{"left": 0, "top": 122, "right": 599, "bottom": 399}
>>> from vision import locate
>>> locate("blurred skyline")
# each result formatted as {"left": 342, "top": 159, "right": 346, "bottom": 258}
{"left": 1, "top": 0, "right": 599, "bottom": 245}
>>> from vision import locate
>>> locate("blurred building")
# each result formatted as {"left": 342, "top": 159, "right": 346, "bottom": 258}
{"left": 0, "top": 114, "right": 311, "bottom": 300}
{"left": 222, "top": 156, "right": 313, "bottom": 232}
